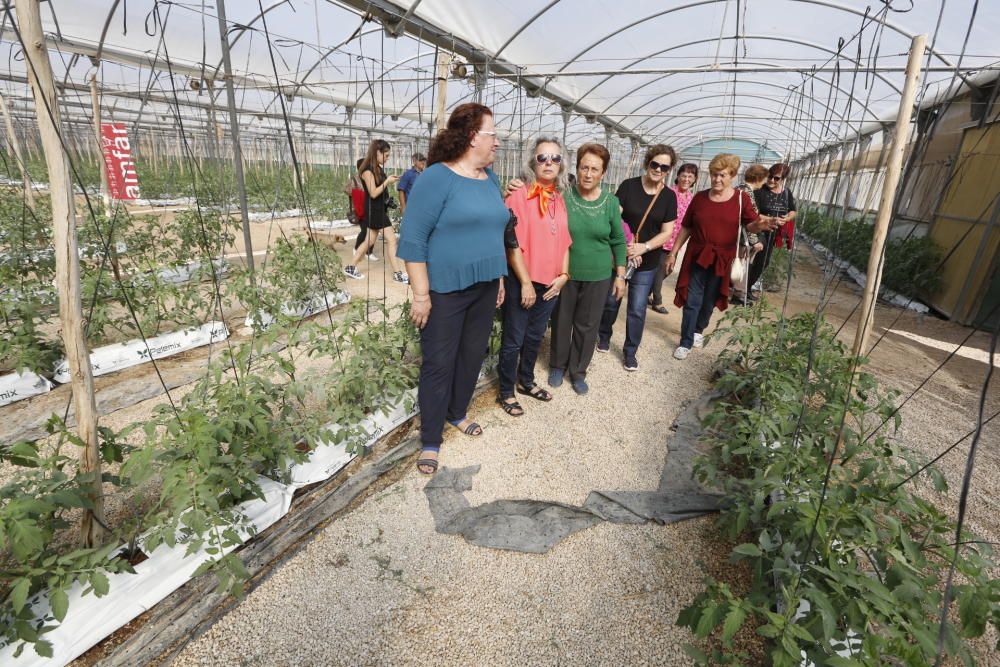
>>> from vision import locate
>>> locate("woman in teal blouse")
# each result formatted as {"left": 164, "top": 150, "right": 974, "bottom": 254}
{"left": 397, "top": 103, "right": 508, "bottom": 475}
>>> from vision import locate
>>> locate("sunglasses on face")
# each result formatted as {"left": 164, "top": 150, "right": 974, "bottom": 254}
{"left": 649, "top": 160, "right": 672, "bottom": 172}
{"left": 768, "top": 175, "right": 783, "bottom": 181}
{"left": 535, "top": 153, "right": 563, "bottom": 165}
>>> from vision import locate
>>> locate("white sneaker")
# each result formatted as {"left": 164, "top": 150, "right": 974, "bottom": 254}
{"left": 673, "top": 346, "right": 691, "bottom": 360}
{"left": 392, "top": 271, "right": 409, "bottom": 284}
{"left": 693, "top": 333, "right": 704, "bottom": 348}
{"left": 343, "top": 265, "right": 364, "bottom": 280}
{"left": 367, "top": 253, "right": 379, "bottom": 261}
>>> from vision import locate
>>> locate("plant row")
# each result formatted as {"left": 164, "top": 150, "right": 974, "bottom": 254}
{"left": 796, "top": 208, "right": 943, "bottom": 297}
{"left": 678, "top": 308, "right": 999, "bottom": 665}
{"left": 0, "top": 291, "right": 430, "bottom": 658}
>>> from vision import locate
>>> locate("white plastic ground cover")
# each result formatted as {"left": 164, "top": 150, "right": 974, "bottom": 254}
{"left": 802, "top": 234, "right": 930, "bottom": 314}
{"left": 130, "top": 196, "right": 196, "bottom": 207}
{"left": 247, "top": 208, "right": 301, "bottom": 222}
{"left": 0, "top": 241, "right": 127, "bottom": 265}
{"left": 0, "top": 370, "right": 53, "bottom": 407}
{"left": 307, "top": 218, "right": 352, "bottom": 232}
{"left": 0, "top": 475, "right": 292, "bottom": 667}
{"left": 51, "top": 321, "right": 229, "bottom": 384}
{"left": 285, "top": 388, "right": 419, "bottom": 499}
{"left": 155, "top": 258, "right": 228, "bottom": 284}
{"left": 244, "top": 289, "right": 351, "bottom": 330}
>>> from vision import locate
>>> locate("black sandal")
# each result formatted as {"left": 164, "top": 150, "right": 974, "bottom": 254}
{"left": 517, "top": 383, "right": 553, "bottom": 402}
{"left": 447, "top": 417, "right": 483, "bottom": 436}
{"left": 416, "top": 448, "right": 439, "bottom": 475}
{"left": 497, "top": 396, "right": 525, "bottom": 417}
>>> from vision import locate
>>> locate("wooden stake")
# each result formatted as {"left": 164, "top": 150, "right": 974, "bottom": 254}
{"left": 433, "top": 54, "right": 452, "bottom": 135}
{"left": 15, "top": 0, "right": 106, "bottom": 546}
{"left": 90, "top": 75, "right": 111, "bottom": 213}
{"left": 0, "top": 90, "right": 35, "bottom": 209}
{"left": 852, "top": 33, "right": 927, "bottom": 359}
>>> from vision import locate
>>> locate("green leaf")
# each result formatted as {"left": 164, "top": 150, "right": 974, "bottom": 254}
{"left": 33, "top": 640, "right": 54, "bottom": 658}
{"left": 50, "top": 588, "right": 69, "bottom": 622}
{"left": 681, "top": 644, "right": 710, "bottom": 664}
{"left": 731, "top": 543, "right": 763, "bottom": 559}
{"left": 958, "top": 591, "right": 989, "bottom": 638}
{"left": 721, "top": 605, "right": 747, "bottom": 643}
{"left": 90, "top": 572, "right": 110, "bottom": 597}
{"left": 10, "top": 578, "right": 31, "bottom": 612}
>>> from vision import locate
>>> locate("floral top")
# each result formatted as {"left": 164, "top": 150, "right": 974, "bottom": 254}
{"left": 666, "top": 186, "right": 695, "bottom": 251}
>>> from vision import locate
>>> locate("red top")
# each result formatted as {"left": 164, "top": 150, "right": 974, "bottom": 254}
{"left": 674, "top": 189, "right": 759, "bottom": 311}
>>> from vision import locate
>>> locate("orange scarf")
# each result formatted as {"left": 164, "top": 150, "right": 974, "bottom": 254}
{"left": 527, "top": 182, "right": 557, "bottom": 217}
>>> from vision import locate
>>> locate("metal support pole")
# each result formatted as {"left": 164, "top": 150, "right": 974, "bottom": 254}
{"left": 216, "top": 0, "right": 254, "bottom": 274}
{"left": 852, "top": 34, "right": 927, "bottom": 359}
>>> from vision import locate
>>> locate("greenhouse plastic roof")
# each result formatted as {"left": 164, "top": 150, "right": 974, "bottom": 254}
{"left": 2, "top": 0, "right": 999, "bottom": 160}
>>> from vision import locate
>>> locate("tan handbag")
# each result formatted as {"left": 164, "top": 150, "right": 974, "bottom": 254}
{"left": 730, "top": 190, "right": 750, "bottom": 285}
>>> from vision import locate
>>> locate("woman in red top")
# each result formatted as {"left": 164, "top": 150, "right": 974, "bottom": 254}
{"left": 666, "top": 154, "right": 778, "bottom": 360}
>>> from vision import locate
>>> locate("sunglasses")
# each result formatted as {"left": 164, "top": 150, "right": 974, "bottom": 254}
{"left": 768, "top": 175, "right": 783, "bottom": 181}
{"left": 535, "top": 153, "right": 563, "bottom": 165}
{"left": 649, "top": 160, "right": 672, "bottom": 172}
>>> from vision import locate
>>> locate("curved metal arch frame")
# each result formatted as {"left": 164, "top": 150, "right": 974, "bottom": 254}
{"left": 612, "top": 78, "right": 869, "bottom": 140}
{"left": 523, "top": 97, "right": 818, "bottom": 150}
{"left": 667, "top": 121, "right": 810, "bottom": 155}
{"left": 667, "top": 122, "right": 805, "bottom": 155}
{"left": 627, "top": 97, "right": 824, "bottom": 148}
{"left": 551, "top": 0, "right": 954, "bottom": 76}
{"left": 568, "top": 33, "right": 904, "bottom": 111}
{"left": 601, "top": 72, "right": 880, "bottom": 137}
{"left": 665, "top": 115, "right": 813, "bottom": 148}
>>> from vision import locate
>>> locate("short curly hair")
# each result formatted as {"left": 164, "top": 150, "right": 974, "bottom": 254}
{"left": 708, "top": 153, "right": 741, "bottom": 176}
{"left": 643, "top": 143, "right": 677, "bottom": 169}
{"left": 576, "top": 143, "right": 611, "bottom": 172}
{"left": 428, "top": 103, "right": 493, "bottom": 165}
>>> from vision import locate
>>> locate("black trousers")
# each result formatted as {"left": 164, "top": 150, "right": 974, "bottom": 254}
{"left": 746, "top": 229, "right": 776, "bottom": 290}
{"left": 354, "top": 218, "right": 368, "bottom": 250}
{"left": 550, "top": 277, "right": 612, "bottom": 381}
{"left": 418, "top": 279, "right": 499, "bottom": 448}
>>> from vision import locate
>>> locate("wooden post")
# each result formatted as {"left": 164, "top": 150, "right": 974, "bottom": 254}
{"left": 0, "top": 91, "right": 35, "bottom": 209}
{"left": 90, "top": 75, "right": 111, "bottom": 213}
{"left": 433, "top": 53, "right": 452, "bottom": 135}
{"left": 852, "top": 33, "right": 927, "bottom": 359}
{"left": 15, "top": 0, "right": 106, "bottom": 546}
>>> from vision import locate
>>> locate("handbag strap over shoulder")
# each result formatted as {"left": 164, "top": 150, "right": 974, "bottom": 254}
{"left": 632, "top": 183, "right": 665, "bottom": 240}
{"left": 735, "top": 189, "right": 747, "bottom": 247}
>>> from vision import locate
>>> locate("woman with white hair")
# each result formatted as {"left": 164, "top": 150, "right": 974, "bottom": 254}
{"left": 496, "top": 137, "right": 572, "bottom": 417}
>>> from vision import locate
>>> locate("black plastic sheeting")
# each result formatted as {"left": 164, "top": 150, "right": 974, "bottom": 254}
{"left": 424, "top": 391, "right": 724, "bottom": 554}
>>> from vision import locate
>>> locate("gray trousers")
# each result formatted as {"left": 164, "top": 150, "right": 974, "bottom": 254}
{"left": 550, "top": 277, "right": 613, "bottom": 381}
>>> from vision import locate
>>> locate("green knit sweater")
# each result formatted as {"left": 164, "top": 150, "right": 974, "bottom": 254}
{"left": 564, "top": 186, "right": 627, "bottom": 282}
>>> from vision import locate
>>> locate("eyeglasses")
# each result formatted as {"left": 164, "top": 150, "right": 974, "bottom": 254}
{"left": 476, "top": 130, "right": 498, "bottom": 137}
{"left": 535, "top": 153, "right": 563, "bottom": 165}
{"left": 649, "top": 160, "right": 672, "bottom": 172}
{"left": 768, "top": 175, "right": 783, "bottom": 181}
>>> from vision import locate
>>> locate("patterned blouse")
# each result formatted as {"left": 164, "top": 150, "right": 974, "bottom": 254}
{"left": 666, "top": 186, "right": 695, "bottom": 251}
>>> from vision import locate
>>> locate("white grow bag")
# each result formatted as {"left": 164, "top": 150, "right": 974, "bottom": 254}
{"left": 0, "top": 371, "right": 54, "bottom": 407}
{"left": 244, "top": 290, "right": 351, "bottom": 330}
{"left": 52, "top": 321, "right": 229, "bottom": 384}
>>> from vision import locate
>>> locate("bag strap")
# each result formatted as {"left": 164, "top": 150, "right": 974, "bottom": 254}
{"left": 632, "top": 183, "right": 665, "bottom": 240}
{"left": 735, "top": 189, "right": 747, "bottom": 247}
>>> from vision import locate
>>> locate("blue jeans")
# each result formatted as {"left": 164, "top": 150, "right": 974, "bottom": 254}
{"left": 679, "top": 264, "right": 722, "bottom": 349}
{"left": 598, "top": 268, "right": 655, "bottom": 360}
{"left": 498, "top": 280, "right": 559, "bottom": 397}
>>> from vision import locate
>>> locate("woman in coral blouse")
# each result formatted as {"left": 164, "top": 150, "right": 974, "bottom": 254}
{"left": 497, "top": 138, "right": 572, "bottom": 417}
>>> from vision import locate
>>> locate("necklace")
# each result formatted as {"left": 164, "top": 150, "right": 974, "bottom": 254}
{"left": 449, "top": 160, "right": 483, "bottom": 179}
{"left": 569, "top": 186, "right": 607, "bottom": 210}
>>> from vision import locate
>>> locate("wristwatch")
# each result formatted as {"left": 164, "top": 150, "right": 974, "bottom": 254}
{"left": 643, "top": 242, "right": 650, "bottom": 252}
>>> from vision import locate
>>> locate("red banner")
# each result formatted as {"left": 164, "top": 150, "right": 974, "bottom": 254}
{"left": 100, "top": 122, "right": 140, "bottom": 200}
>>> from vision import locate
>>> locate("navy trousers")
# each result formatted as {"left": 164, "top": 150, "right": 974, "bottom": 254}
{"left": 498, "top": 280, "right": 559, "bottom": 397}
{"left": 679, "top": 263, "right": 722, "bottom": 349}
{"left": 418, "top": 280, "right": 499, "bottom": 447}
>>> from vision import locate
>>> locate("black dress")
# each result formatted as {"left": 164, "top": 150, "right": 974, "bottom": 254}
{"left": 362, "top": 168, "right": 391, "bottom": 231}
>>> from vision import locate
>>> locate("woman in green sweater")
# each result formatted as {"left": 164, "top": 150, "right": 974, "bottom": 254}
{"left": 549, "top": 143, "right": 627, "bottom": 394}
